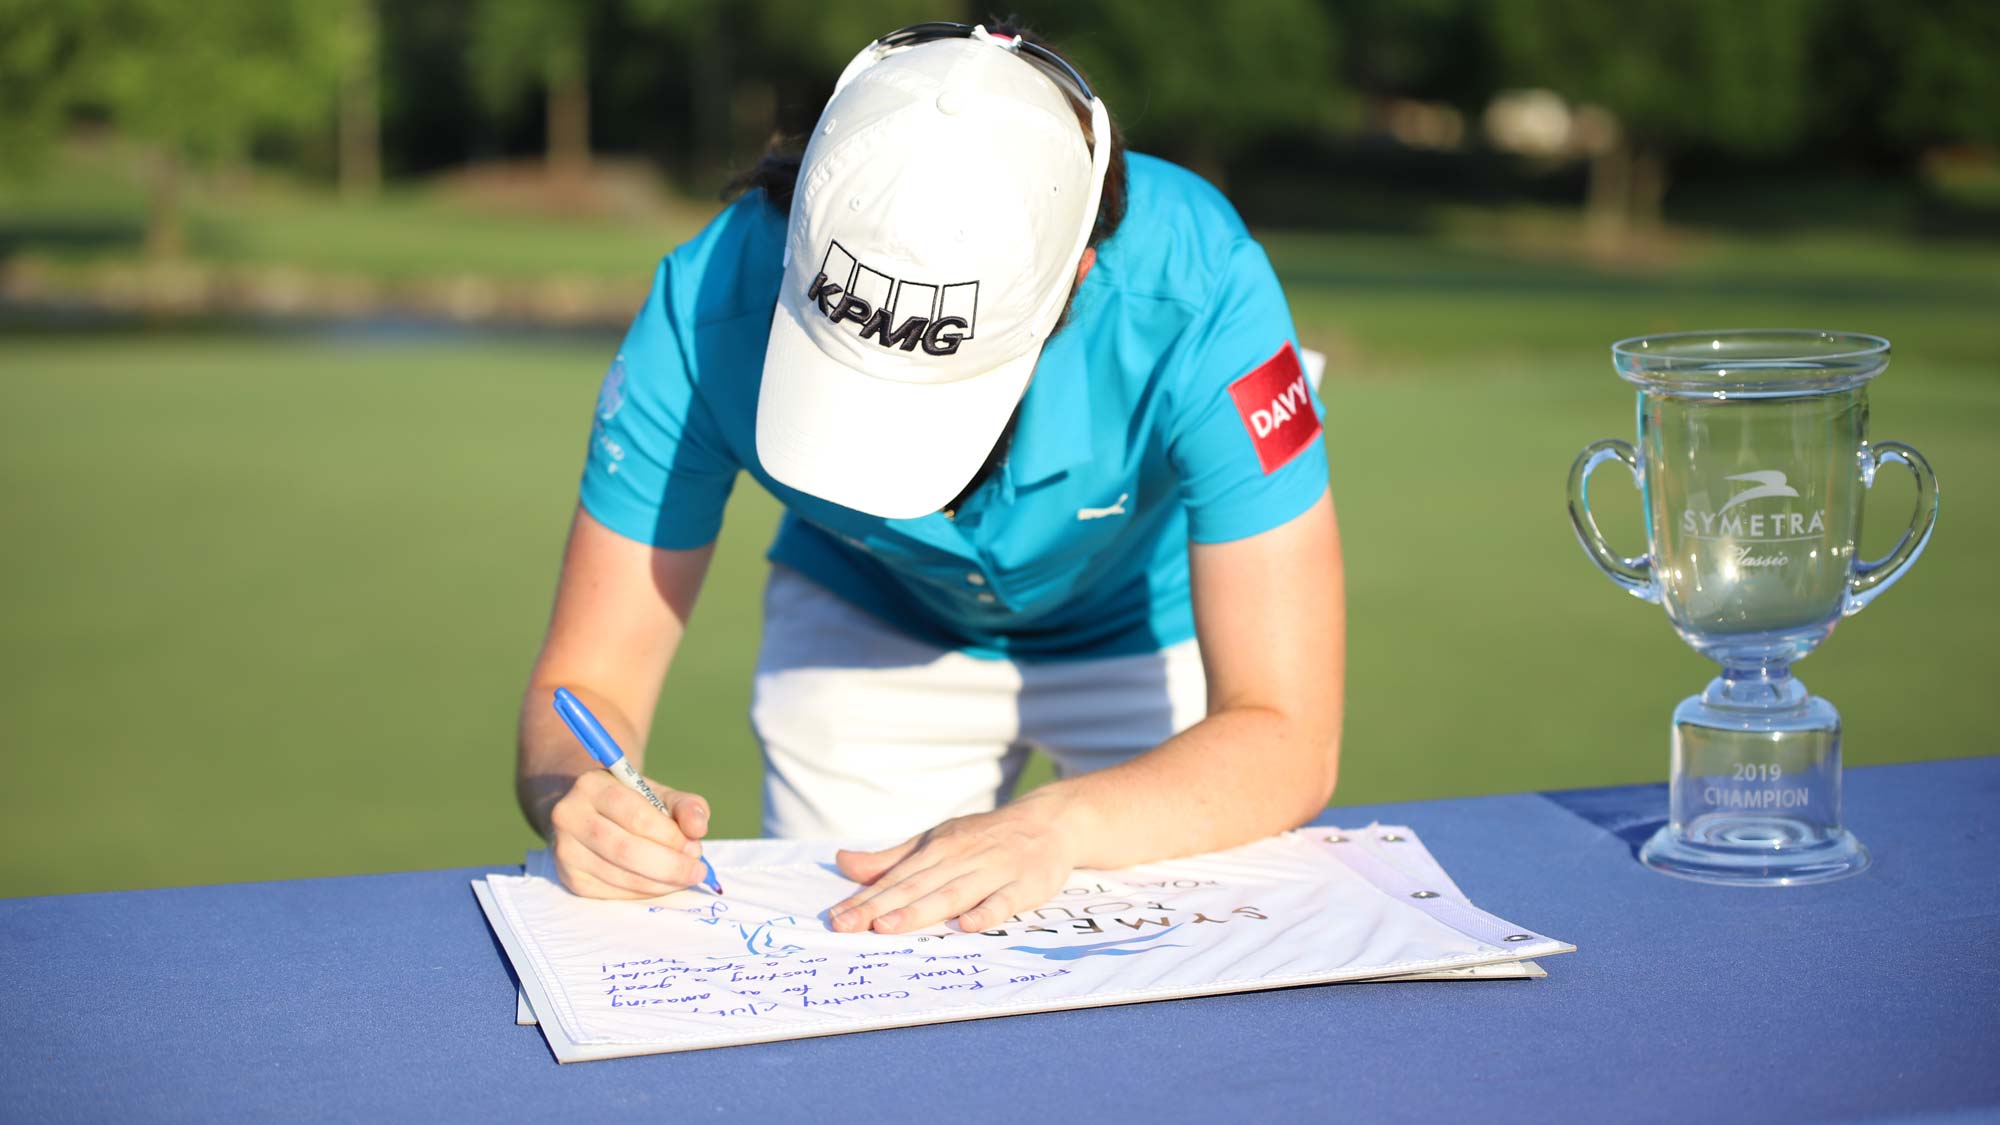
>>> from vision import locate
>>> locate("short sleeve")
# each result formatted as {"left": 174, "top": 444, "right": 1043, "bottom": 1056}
{"left": 1167, "top": 240, "right": 1329, "bottom": 544}
{"left": 578, "top": 259, "right": 740, "bottom": 548}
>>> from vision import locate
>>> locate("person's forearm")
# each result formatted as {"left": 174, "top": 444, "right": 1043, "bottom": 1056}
{"left": 1025, "top": 702, "right": 1340, "bottom": 871}
{"left": 515, "top": 681, "right": 651, "bottom": 839}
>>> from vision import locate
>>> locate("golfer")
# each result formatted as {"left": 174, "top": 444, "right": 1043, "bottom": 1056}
{"left": 516, "top": 23, "right": 1344, "bottom": 937}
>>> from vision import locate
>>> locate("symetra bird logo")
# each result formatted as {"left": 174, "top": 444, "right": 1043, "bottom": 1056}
{"left": 1679, "top": 468, "right": 1825, "bottom": 569}
{"left": 1717, "top": 470, "right": 1801, "bottom": 514}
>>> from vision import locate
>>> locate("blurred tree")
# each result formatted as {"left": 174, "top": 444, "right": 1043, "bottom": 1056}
{"left": 471, "top": 0, "right": 741, "bottom": 184}
{"left": 376, "top": 2, "right": 487, "bottom": 177}
{"left": 1813, "top": 0, "right": 2000, "bottom": 158}
{"left": 1877, "top": 2, "right": 2000, "bottom": 149}
{"left": 733, "top": 0, "right": 942, "bottom": 156}
{"left": 504, "top": 2, "right": 1350, "bottom": 195}
{"left": 1338, "top": 0, "right": 1493, "bottom": 112}
{"left": 337, "top": 0, "right": 380, "bottom": 199}
{"left": 0, "top": 0, "right": 87, "bottom": 175}
{"left": 471, "top": 0, "right": 593, "bottom": 180}
{"left": 1486, "top": 0, "right": 1816, "bottom": 242}
{"left": 624, "top": 0, "right": 734, "bottom": 185}
{"left": 1009, "top": 0, "right": 1345, "bottom": 187}
{"left": 11, "top": 0, "right": 341, "bottom": 256}
{"left": 737, "top": 0, "right": 944, "bottom": 74}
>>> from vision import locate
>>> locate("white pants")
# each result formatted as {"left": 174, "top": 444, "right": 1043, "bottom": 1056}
{"left": 751, "top": 565, "right": 1209, "bottom": 840}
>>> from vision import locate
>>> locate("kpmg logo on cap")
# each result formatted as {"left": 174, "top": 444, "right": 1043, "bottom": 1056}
{"left": 806, "top": 241, "right": 978, "bottom": 356}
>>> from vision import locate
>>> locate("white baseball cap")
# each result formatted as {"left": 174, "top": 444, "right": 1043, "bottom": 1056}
{"left": 756, "top": 26, "right": 1111, "bottom": 519}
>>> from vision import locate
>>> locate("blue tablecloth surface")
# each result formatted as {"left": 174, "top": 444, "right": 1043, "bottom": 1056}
{"left": 3, "top": 757, "right": 1995, "bottom": 1123}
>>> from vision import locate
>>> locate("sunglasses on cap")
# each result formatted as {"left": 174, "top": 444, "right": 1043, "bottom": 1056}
{"left": 838, "top": 21, "right": 1112, "bottom": 240}
{"left": 870, "top": 21, "right": 1098, "bottom": 111}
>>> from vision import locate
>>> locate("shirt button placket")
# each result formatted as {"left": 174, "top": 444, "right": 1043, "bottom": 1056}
{"left": 965, "top": 570, "right": 996, "bottom": 606}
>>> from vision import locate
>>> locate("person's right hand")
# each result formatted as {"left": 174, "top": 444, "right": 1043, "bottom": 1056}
{"left": 548, "top": 770, "right": 713, "bottom": 899}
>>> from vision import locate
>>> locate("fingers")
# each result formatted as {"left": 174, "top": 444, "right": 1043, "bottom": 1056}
{"left": 832, "top": 864, "right": 1025, "bottom": 935}
{"left": 835, "top": 836, "right": 920, "bottom": 885}
{"left": 553, "top": 811, "right": 708, "bottom": 895}
{"left": 829, "top": 851, "right": 950, "bottom": 932}
{"left": 661, "top": 785, "right": 711, "bottom": 842}
{"left": 871, "top": 872, "right": 997, "bottom": 934}
{"left": 550, "top": 773, "right": 712, "bottom": 899}
{"left": 554, "top": 840, "right": 679, "bottom": 899}
{"left": 826, "top": 805, "right": 1078, "bottom": 934}
{"left": 956, "top": 882, "right": 1029, "bottom": 934}
{"left": 590, "top": 775, "right": 691, "bottom": 851}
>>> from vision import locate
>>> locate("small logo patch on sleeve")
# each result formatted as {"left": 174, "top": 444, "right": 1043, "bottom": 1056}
{"left": 1227, "top": 342, "right": 1320, "bottom": 474}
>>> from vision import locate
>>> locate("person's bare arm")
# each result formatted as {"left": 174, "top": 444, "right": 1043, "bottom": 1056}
{"left": 517, "top": 505, "right": 718, "bottom": 898}
{"left": 830, "top": 491, "right": 1344, "bottom": 933}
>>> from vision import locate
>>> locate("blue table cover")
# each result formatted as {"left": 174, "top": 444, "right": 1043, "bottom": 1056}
{"left": 4, "top": 757, "right": 1996, "bottom": 1123}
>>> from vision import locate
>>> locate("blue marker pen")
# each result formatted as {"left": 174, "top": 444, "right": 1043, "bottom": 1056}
{"left": 552, "top": 687, "right": 723, "bottom": 895}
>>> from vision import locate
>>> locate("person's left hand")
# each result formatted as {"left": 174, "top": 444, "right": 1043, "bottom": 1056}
{"left": 827, "top": 794, "right": 1085, "bottom": 935}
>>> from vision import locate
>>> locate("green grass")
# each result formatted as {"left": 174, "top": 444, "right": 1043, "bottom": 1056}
{"left": 0, "top": 147, "right": 705, "bottom": 286}
{"left": 3, "top": 219, "right": 1998, "bottom": 898}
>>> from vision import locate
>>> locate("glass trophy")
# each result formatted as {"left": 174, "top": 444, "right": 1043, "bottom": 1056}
{"left": 1566, "top": 331, "right": 1939, "bottom": 886}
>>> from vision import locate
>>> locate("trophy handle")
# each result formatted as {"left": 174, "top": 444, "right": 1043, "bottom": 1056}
{"left": 1567, "top": 438, "right": 1659, "bottom": 603}
{"left": 1846, "top": 440, "right": 1939, "bottom": 615}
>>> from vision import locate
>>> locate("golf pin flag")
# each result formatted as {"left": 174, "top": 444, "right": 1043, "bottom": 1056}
{"left": 1228, "top": 342, "right": 1320, "bottom": 474}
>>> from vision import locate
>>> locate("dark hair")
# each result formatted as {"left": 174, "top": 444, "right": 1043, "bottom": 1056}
{"left": 723, "top": 22, "right": 1128, "bottom": 249}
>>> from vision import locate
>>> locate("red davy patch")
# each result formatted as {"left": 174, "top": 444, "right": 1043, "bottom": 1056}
{"left": 1227, "top": 342, "right": 1319, "bottom": 474}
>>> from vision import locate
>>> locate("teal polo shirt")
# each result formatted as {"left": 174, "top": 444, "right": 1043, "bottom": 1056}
{"left": 579, "top": 153, "right": 1329, "bottom": 661}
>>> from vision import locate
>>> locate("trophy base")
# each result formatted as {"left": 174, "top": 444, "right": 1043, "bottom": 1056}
{"left": 1639, "top": 820, "right": 1870, "bottom": 886}
{"left": 1644, "top": 666, "right": 1871, "bottom": 887}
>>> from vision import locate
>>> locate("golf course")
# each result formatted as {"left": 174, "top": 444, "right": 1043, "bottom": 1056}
{"left": 5, "top": 186, "right": 1995, "bottom": 898}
